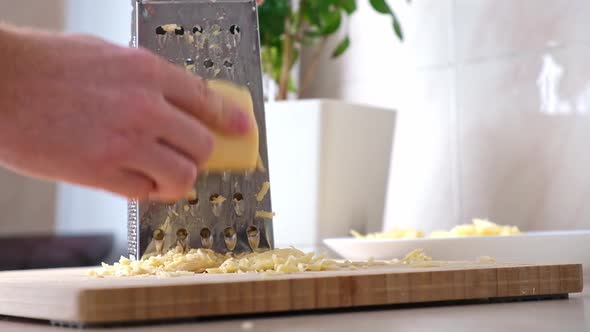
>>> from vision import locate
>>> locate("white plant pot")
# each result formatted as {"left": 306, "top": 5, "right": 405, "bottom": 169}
{"left": 265, "top": 99, "right": 397, "bottom": 251}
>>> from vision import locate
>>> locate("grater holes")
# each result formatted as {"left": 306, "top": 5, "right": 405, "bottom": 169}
{"left": 210, "top": 194, "right": 226, "bottom": 217}
{"left": 247, "top": 226, "right": 260, "bottom": 250}
{"left": 223, "top": 60, "right": 234, "bottom": 68}
{"left": 155, "top": 26, "right": 166, "bottom": 35}
{"left": 200, "top": 228, "right": 211, "bottom": 238}
{"left": 223, "top": 227, "right": 236, "bottom": 238}
{"left": 174, "top": 26, "right": 185, "bottom": 35}
{"left": 204, "top": 59, "right": 214, "bottom": 69}
{"left": 233, "top": 193, "right": 245, "bottom": 216}
{"left": 247, "top": 226, "right": 258, "bottom": 238}
{"left": 186, "top": 189, "right": 197, "bottom": 202}
{"left": 193, "top": 25, "right": 203, "bottom": 34}
{"left": 153, "top": 229, "right": 166, "bottom": 255}
{"left": 229, "top": 25, "right": 240, "bottom": 35}
{"left": 176, "top": 228, "right": 188, "bottom": 239}
{"left": 153, "top": 229, "right": 165, "bottom": 241}
{"left": 223, "top": 227, "right": 237, "bottom": 251}
{"left": 155, "top": 25, "right": 184, "bottom": 35}
{"left": 175, "top": 228, "right": 189, "bottom": 253}
{"left": 200, "top": 228, "right": 213, "bottom": 249}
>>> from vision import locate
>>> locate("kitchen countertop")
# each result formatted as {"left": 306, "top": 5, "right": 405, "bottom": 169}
{"left": 1, "top": 284, "right": 588, "bottom": 332}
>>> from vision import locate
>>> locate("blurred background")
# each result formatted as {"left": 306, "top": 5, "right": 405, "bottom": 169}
{"left": 0, "top": 0, "right": 589, "bottom": 269}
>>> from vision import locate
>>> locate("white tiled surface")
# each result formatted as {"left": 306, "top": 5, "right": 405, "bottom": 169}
{"left": 305, "top": 0, "right": 590, "bottom": 233}
{"left": 456, "top": 47, "right": 590, "bottom": 230}
{"left": 383, "top": 68, "right": 458, "bottom": 232}
{"left": 454, "top": 0, "right": 590, "bottom": 62}
{"left": 401, "top": 0, "right": 454, "bottom": 68}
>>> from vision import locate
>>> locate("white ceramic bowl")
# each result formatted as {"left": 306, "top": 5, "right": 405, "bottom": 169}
{"left": 324, "top": 230, "right": 590, "bottom": 275}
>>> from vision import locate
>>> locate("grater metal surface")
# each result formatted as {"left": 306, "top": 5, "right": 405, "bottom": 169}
{"left": 128, "top": 0, "right": 273, "bottom": 260}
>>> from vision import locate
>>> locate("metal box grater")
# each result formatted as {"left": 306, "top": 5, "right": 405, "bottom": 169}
{"left": 128, "top": 0, "right": 273, "bottom": 260}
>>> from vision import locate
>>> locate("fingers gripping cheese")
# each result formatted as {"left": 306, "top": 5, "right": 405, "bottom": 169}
{"left": 203, "top": 80, "right": 259, "bottom": 172}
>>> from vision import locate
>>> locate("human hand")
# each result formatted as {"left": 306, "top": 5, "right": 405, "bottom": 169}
{"left": 0, "top": 26, "right": 250, "bottom": 202}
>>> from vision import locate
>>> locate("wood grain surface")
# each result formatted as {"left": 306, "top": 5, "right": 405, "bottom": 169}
{"left": 0, "top": 263, "right": 583, "bottom": 325}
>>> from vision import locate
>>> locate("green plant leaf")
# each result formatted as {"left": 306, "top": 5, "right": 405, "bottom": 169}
{"left": 339, "top": 0, "right": 357, "bottom": 14}
{"left": 367, "top": 0, "right": 404, "bottom": 41}
{"left": 392, "top": 12, "right": 404, "bottom": 40}
{"left": 331, "top": 36, "right": 350, "bottom": 58}
{"left": 369, "top": 0, "right": 392, "bottom": 14}
{"left": 258, "top": 0, "right": 291, "bottom": 45}
{"left": 301, "top": 1, "right": 322, "bottom": 27}
{"left": 302, "top": 0, "right": 344, "bottom": 36}
{"left": 321, "top": 10, "right": 342, "bottom": 35}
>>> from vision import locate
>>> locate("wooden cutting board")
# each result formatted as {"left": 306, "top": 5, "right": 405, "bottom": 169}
{"left": 0, "top": 263, "right": 583, "bottom": 326}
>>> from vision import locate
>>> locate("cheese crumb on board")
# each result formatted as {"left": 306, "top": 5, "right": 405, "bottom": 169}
{"left": 477, "top": 256, "right": 497, "bottom": 263}
{"left": 351, "top": 219, "right": 521, "bottom": 240}
{"left": 255, "top": 182, "right": 271, "bottom": 202}
{"left": 398, "top": 249, "right": 447, "bottom": 268}
{"left": 401, "top": 249, "right": 432, "bottom": 264}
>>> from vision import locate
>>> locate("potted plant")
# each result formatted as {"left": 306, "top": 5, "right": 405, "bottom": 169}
{"left": 258, "top": 0, "right": 405, "bottom": 100}
{"left": 257, "top": 0, "right": 405, "bottom": 250}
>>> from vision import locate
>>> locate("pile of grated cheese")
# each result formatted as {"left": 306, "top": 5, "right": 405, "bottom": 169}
{"left": 88, "top": 247, "right": 226, "bottom": 278}
{"left": 87, "top": 247, "right": 394, "bottom": 278}
{"left": 87, "top": 247, "right": 496, "bottom": 278}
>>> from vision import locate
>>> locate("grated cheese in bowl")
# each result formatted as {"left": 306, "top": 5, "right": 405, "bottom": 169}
{"left": 352, "top": 218, "right": 521, "bottom": 240}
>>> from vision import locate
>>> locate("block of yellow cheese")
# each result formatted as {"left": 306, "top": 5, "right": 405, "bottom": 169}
{"left": 202, "top": 80, "right": 259, "bottom": 172}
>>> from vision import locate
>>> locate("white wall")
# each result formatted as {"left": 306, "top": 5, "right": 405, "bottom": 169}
{"left": 0, "top": 0, "right": 65, "bottom": 30}
{"left": 0, "top": 0, "right": 65, "bottom": 235}
{"left": 302, "top": 0, "right": 590, "bottom": 233}
{"left": 56, "top": 0, "right": 133, "bottom": 260}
